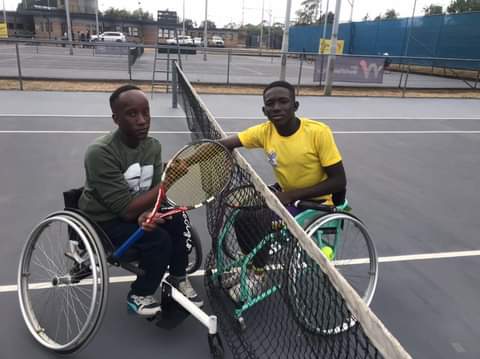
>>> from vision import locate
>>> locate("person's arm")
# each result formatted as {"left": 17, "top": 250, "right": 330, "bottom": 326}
{"left": 275, "top": 161, "right": 346, "bottom": 205}
{"left": 219, "top": 135, "right": 243, "bottom": 150}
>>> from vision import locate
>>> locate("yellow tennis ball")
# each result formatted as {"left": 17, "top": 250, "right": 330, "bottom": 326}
{"left": 321, "top": 246, "right": 334, "bottom": 260}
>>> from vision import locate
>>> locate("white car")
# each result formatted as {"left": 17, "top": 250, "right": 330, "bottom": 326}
{"left": 193, "top": 37, "right": 203, "bottom": 46}
{"left": 166, "top": 35, "right": 193, "bottom": 46}
{"left": 92, "top": 32, "right": 127, "bottom": 42}
{"left": 210, "top": 36, "right": 224, "bottom": 47}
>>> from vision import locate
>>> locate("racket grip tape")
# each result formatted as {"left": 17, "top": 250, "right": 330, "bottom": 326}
{"left": 112, "top": 227, "right": 145, "bottom": 259}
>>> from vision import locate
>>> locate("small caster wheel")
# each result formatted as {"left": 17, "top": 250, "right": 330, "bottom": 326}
{"left": 237, "top": 316, "right": 246, "bottom": 332}
{"left": 208, "top": 333, "right": 225, "bottom": 359}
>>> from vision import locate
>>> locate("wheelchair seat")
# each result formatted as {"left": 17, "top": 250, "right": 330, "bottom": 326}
{"left": 63, "top": 187, "right": 144, "bottom": 275}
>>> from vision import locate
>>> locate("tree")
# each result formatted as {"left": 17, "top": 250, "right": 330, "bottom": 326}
{"left": 362, "top": 13, "right": 370, "bottom": 21}
{"left": 199, "top": 20, "right": 216, "bottom": 29}
{"left": 447, "top": 0, "right": 480, "bottom": 13}
{"left": 319, "top": 11, "right": 335, "bottom": 24}
{"left": 424, "top": 4, "right": 444, "bottom": 15}
{"left": 182, "top": 19, "right": 194, "bottom": 29}
{"left": 384, "top": 9, "right": 399, "bottom": 19}
{"left": 295, "top": 0, "right": 321, "bottom": 25}
{"left": 131, "top": 9, "right": 154, "bottom": 20}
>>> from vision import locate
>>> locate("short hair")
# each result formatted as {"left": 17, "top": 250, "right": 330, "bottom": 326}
{"left": 263, "top": 81, "right": 296, "bottom": 101}
{"left": 109, "top": 84, "right": 142, "bottom": 110}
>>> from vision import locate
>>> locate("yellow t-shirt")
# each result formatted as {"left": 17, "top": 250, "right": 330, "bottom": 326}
{"left": 238, "top": 118, "right": 342, "bottom": 204}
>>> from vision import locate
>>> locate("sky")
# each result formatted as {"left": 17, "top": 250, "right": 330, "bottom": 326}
{"left": 4, "top": 0, "right": 454, "bottom": 27}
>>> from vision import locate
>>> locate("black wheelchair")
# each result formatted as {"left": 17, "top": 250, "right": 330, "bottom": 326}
{"left": 17, "top": 188, "right": 224, "bottom": 357}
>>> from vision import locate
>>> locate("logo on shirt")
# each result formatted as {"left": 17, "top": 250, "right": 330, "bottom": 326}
{"left": 267, "top": 150, "right": 277, "bottom": 167}
{"left": 124, "top": 163, "right": 153, "bottom": 194}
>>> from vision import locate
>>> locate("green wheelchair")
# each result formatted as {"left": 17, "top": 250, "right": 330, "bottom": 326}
{"left": 208, "top": 185, "right": 378, "bottom": 335}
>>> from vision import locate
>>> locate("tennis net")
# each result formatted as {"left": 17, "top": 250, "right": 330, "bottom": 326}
{"left": 175, "top": 63, "right": 411, "bottom": 359}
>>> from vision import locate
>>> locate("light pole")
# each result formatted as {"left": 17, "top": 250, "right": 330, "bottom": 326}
{"left": 279, "top": 0, "right": 292, "bottom": 81}
{"left": 2, "top": 0, "right": 6, "bottom": 30}
{"left": 182, "top": 0, "right": 186, "bottom": 35}
{"left": 203, "top": 0, "right": 208, "bottom": 61}
{"left": 259, "top": 0, "right": 264, "bottom": 50}
{"left": 65, "top": 0, "right": 73, "bottom": 55}
{"left": 347, "top": 0, "right": 355, "bottom": 22}
{"left": 324, "top": 0, "right": 342, "bottom": 96}
{"left": 95, "top": 0, "right": 99, "bottom": 35}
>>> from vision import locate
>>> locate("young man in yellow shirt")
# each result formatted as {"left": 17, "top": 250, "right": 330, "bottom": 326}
{"left": 220, "top": 80, "right": 346, "bottom": 301}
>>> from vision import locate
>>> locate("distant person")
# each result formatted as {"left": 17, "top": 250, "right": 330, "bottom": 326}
{"left": 79, "top": 85, "right": 203, "bottom": 315}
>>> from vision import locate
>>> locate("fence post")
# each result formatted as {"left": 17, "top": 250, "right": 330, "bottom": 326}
{"left": 475, "top": 70, "right": 480, "bottom": 89}
{"left": 172, "top": 60, "right": 178, "bottom": 109}
{"left": 226, "top": 49, "right": 232, "bottom": 86}
{"left": 297, "top": 55, "right": 304, "bottom": 96}
{"left": 128, "top": 47, "right": 132, "bottom": 81}
{"left": 402, "top": 64, "right": 411, "bottom": 98}
{"left": 15, "top": 43, "right": 24, "bottom": 91}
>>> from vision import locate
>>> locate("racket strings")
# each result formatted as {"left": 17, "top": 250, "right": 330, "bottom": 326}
{"left": 164, "top": 142, "right": 233, "bottom": 207}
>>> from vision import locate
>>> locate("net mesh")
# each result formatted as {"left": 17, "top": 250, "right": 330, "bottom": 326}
{"left": 175, "top": 64, "right": 411, "bottom": 359}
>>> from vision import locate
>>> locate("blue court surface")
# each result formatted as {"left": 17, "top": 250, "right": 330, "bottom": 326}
{"left": 0, "top": 91, "right": 479, "bottom": 358}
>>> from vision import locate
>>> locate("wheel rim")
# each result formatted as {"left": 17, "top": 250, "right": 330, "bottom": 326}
{"left": 17, "top": 216, "right": 105, "bottom": 352}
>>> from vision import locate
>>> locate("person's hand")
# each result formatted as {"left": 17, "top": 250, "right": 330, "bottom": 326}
{"left": 138, "top": 211, "right": 169, "bottom": 232}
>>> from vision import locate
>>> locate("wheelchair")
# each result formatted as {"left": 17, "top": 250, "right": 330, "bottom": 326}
{"left": 17, "top": 188, "right": 224, "bottom": 357}
{"left": 210, "top": 186, "right": 378, "bottom": 334}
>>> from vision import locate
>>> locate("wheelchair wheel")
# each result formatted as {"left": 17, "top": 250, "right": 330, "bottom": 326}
{"left": 18, "top": 212, "right": 109, "bottom": 353}
{"left": 186, "top": 226, "right": 203, "bottom": 274}
{"left": 288, "top": 212, "right": 378, "bottom": 335}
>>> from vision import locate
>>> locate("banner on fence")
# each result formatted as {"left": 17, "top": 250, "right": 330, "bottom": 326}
{"left": 0, "top": 23, "right": 8, "bottom": 38}
{"left": 319, "top": 39, "right": 344, "bottom": 54}
{"left": 314, "top": 56, "right": 385, "bottom": 83}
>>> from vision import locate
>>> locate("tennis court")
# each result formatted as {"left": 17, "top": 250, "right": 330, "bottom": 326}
{"left": 1, "top": 89, "right": 479, "bottom": 358}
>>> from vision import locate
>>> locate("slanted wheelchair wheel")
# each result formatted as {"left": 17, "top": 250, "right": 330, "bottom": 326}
{"left": 17, "top": 212, "right": 109, "bottom": 353}
{"left": 288, "top": 212, "right": 378, "bottom": 335}
{"left": 186, "top": 226, "right": 203, "bottom": 274}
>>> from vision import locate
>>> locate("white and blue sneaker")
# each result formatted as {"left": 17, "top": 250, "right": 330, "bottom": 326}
{"left": 127, "top": 293, "right": 161, "bottom": 316}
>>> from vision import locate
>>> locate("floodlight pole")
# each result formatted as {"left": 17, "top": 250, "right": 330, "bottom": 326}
{"left": 324, "top": 0, "right": 342, "bottom": 96}
{"left": 259, "top": 0, "right": 264, "bottom": 50}
{"left": 348, "top": 0, "right": 354, "bottom": 22}
{"left": 95, "top": 0, "right": 99, "bottom": 35}
{"left": 279, "top": 0, "right": 292, "bottom": 81}
{"left": 2, "top": 0, "right": 7, "bottom": 28}
{"left": 65, "top": 0, "right": 73, "bottom": 55}
{"left": 203, "top": 0, "right": 208, "bottom": 61}
{"left": 182, "top": 0, "right": 186, "bottom": 35}
{"left": 322, "top": 0, "right": 329, "bottom": 40}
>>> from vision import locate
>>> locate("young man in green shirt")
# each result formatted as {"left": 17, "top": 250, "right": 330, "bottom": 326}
{"left": 79, "top": 85, "right": 203, "bottom": 315}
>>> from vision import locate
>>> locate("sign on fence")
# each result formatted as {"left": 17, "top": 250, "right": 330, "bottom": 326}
{"left": 0, "top": 23, "right": 8, "bottom": 38}
{"left": 314, "top": 56, "right": 385, "bottom": 83}
{"left": 319, "top": 39, "right": 344, "bottom": 54}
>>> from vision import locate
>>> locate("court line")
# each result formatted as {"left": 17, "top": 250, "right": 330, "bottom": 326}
{"left": 0, "top": 130, "right": 480, "bottom": 135}
{"left": 2, "top": 249, "right": 480, "bottom": 293}
{"left": 1, "top": 114, "right": 480, "bottom": 121}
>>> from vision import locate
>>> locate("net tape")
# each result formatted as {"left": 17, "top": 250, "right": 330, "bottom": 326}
{"left": 175, "top": 63, "right": 411, "bottom": 359}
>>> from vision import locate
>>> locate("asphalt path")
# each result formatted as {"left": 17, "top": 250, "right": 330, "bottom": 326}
{"left": 0, "top": 91, "right": 480, "bottom": 358}
{"left": 0, "top": 43, "right": 474, "bottom": 89}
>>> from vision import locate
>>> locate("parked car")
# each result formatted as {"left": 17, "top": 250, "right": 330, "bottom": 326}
{"left": 209, "top": 36, "right": 224, "bottom": 47}
{"left": 193, "top": 37, "right": 203, "bottom": 46}
{"left": 166, "top": 35, "right": 193, "bottom": 46}
{"left": 91, "top": 32, "right": 126, "bottom": 42}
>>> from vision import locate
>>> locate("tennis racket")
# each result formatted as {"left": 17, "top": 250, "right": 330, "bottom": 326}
{"left": 113, "top": 140, "right": 234, "bottom": 258}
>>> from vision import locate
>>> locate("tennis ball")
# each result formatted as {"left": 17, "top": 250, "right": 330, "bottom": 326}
{"left": 321, "top": 246, "right": 334, "bottom": 260}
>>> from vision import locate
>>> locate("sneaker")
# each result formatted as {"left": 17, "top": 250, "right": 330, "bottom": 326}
{"left": 127, "top": 293, "right": 161, "bottom": 316}
{"left": 228, "top": 271, "right": 267, "bottom": 303}
{"left": 171, "top": 276, "right": 204, "bottom": 308}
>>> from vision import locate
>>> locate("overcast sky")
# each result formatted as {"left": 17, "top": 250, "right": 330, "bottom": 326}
{"left": 4, "top": 0, "right": 453, "bottom": 27}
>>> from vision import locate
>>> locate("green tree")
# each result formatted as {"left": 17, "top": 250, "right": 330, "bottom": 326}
{"left": 104, "top": 7, "right": 131, "bottom": 18}
{"left": 319, "top": 11, "right": 335, "bottom": 24}
{"left": 424, "top": 4, "right": 444, "bottom": 15}
{"left": 199, "top": 20, "right": 216, "bottom": 29}
{"left": 295, "top": 0, "right": 321, "bottom": 24}
{"left": 447, "top": 0, "right": 480, "bottom": 13}
{"left": 362, "top": 13, "right": 370, "bottom": 21}
{"left": 384, "top": 9, "right": 399, "bottom": 19}
{"left": 131, "top": 9, "right": 154, "bottom": 20}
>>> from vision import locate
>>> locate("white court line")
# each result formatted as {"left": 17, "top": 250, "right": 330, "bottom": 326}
{"left": 2, "top": 250, "right": 480, "bottom": 293}
{"left": 1, "top": 114, "right": 480, "bottom": 121}
{"left": 0, "top": 130, "right": 480, "bottom": 135}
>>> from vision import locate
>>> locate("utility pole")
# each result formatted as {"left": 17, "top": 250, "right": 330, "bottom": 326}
{"left": 279, "top": 0, "right": 292, "bottom": 81}
{"left": 322, "top": 0, "right": 330, "bottom": 41}
{"left": 259, "top": 0, "right": 264, "bottom": 50}
{"left": 182, "top": 0, "right": 186, "bottom": 35}
{"left": 65, "top": 0, "right": 73, "bottom": 55}
{"left": 203, "top": 0, "right": 208, "bottom": 61}
{"left": 347, "top": 0, "right": 355, "bottom": 22}
{"left": 324, "top": 0, "right": 342, "bottom": 96}
{"left": 95, "top": 0, "right": 100, "bottom": 35}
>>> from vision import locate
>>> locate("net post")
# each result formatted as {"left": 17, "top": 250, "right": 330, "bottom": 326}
{"left": 172, "top": 60, "right": 178, "bottom": 109}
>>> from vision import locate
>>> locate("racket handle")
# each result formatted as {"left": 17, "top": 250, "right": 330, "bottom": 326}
{"left": 113, "top": 227, "right": 145, "bottom": 259}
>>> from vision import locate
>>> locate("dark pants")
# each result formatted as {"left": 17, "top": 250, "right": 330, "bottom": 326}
{"left": 100, "top": 213, "right": 188, "bottom": 296}
{"left": 234, "top": 205, "right": 303, "bottom": 268}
